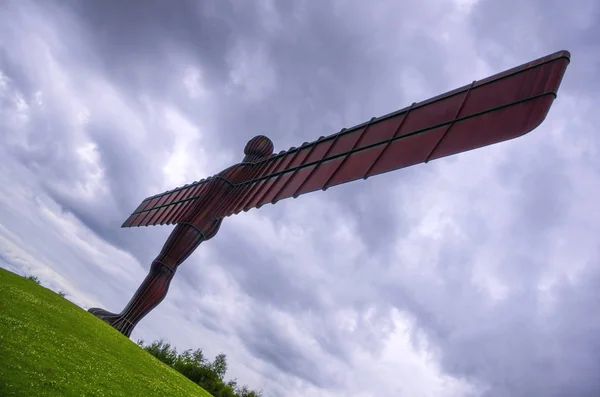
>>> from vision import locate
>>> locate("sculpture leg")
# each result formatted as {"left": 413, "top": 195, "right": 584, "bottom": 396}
{"left": 88, "top": 222, "right": 208, "bottom": 337}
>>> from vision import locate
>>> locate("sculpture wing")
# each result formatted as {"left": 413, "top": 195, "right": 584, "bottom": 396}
{"left": 121, "top": 178, "right": 214, "bottom": 227}
{"left": 213, "top": 50, "right": 570, "bottom": 218}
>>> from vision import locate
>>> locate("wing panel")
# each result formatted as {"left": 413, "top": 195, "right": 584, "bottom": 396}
{"left": 398, "top": 92, "right": 466, "bottom": 136}
{"left": 238, "top": 156, "right": 288, "bottom": 212}
{"left": 461, "top": 57, "right": 569, "bottom": 118}
{"left": 161, "top": 188, "right": 194, "bottom": 225}
{"left": 430, "top": 95, "right": 554, "bottom": 160}
{"left": 232, "top": 159, "right": 278, "bottom": 211}
{"left": 130, "top": 197, "right": 161, "bottom": 226}
{"left": 167, "top": 182, "right": 211, "bottom": 224}
{"left": 139, "top": 208, "right": 159, "bottom": 227}
{"left": 164, "top": 202, "right": 186, "bottom": 225}
{"left": 158, "top": 189, "right": 190, "bottom": 225}
{"left": 355, "top": 116, "right": 402, "bottom": 149}
{"left": 227, "top": 179, "right": 263, "bottom": 216}
{"left": 288, "top": 146, "right": 312, "bottom": 168}
{"left": 460, "top": 72, "right": 528, "bottom": 117}
{"left": 122, "top": 198, "right": 152, "bottom": 226}
{"left": 155, "top": 191, "right": 181, "bottom": 225}
{"left": 367, "top": 127, "right": 448, "bottom": 178}
{"left": 150, "top": 206, "right": 171, "bottom": 226}
{"left": 135, "top": 199, "right": 152, "bottom": 213}
{"left": 144, "top": 207, "right": 166, "bottom": 226}
{"left": 237, "top": 180, "right": 267, "bottom": 213}
{"left": 271, "top": 152, "right": 297, "bottom": 174}
{"left": 160, "top": 184, "right": 200, "bottom": 225}
{"left": 246, "top": 176, "right": 280, "bottom": 209}
{"left": 327, "top": 129, "right": 363, "bottom": 157}
{"left": 274, "top": 164, "right": 317, "bottom": 202}
{"left": 297, "top": 157, "right": 345, "bottom": 195}
{"left": 143, "top": 193, "right": 172, "bottom": 226}
{"left": 257, "top": 171, "right": 295, "bottom": 206}
{"left": 127, "top": 211, "right": 148, "bottom": 228}
{"left": 326, "top": 146, "right": 385, "bottom": 187}
{"left": 121, "top": 213, "right": 138, "bottom": 228}
{"left": 304, "top": 139, "right": 335, "bottom": 163}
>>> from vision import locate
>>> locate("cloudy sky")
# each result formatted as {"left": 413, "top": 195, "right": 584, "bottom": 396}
{"left": 1, "top": 0, "right": 599, "bottom": 396}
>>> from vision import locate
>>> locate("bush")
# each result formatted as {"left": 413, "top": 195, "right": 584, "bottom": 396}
{"left": 25, "top": 275, "right": 41, "bottom": 284}
{"left": 137, "top": 340, "right": 262, "bottom": 397}
{"left": 137, "top": 339, "right": 178, "bottom": 367}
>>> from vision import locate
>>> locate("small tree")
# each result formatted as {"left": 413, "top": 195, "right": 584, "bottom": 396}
{"left": 139, "top": 339, "right": 178, "bottom": 367}
{"left": 212, "top": 353, "right": 228, "bottom": 380}
{"left": 26, "top": 275, "right": 40, "bottom": 285}
{"left": 236, "top": 385, "right": 263, "bottom": 397}
{"left": 173, "top": 348, "right": 211, "bottom": 385}
{"left": 139, "top": 339, "right": 263, "bottom": 397}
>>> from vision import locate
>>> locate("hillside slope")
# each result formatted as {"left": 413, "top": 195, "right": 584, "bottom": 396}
{"left": 0, "top": 267, "right": 212, "bottom": 397}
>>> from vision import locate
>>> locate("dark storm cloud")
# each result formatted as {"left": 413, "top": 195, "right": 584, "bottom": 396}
{"left": 65, "top": 0, "right": 243, "bottom": 91}
{"left": 214, "top": 235, "right": 323, "bottom": 312}
{"left": 432, "top": 266, "right": 600, "bottom": 397}
{"left": 241, "top": 313, "right": 337, "bottom": 388}
{"left": 0, "top": 48, "right": 37, "bottom": 99}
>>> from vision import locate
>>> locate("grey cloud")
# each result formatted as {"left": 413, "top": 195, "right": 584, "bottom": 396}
{"left": 470, "top": 0, "right": 600, "bottom": 95}
{"left": 240, "top": 309, "right": 345, "bottom": 389}
{"left": 213, "top": 226, "right": 326, "bottom": 313}
{"left": 379, "top": 147, "right": 600, "bottom": 397}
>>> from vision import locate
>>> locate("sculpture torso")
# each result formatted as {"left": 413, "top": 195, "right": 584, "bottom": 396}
{"left": 182, "top": 162, "right": 252, "bottom": 240}
{"left": 179, "top": 135, "right": 275, "bottom": 240}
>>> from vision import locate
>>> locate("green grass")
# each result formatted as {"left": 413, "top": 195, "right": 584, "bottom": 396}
{"left": 0, "top": 267, "right": 212, "bottom": 397}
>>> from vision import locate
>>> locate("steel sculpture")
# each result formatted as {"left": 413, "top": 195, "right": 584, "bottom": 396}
{"left": 89, "top": 50, "right": 570, "bottom": 337}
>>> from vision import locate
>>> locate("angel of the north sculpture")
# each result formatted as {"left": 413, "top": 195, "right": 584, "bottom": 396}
{"left": 89, "top": 50, "right": 570, "bottom": 337}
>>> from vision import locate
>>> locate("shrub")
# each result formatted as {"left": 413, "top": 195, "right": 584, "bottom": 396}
{"left": 25, "top": 275, "right": 41, "bottom": 284}
{"left": 137, "top": 339, "right": 262, "bottom": 397}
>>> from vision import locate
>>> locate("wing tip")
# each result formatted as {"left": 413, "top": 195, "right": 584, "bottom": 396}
{"left": 121, "top": 219, "right": 134, "bottom": 228}
{"left": 553, "top": 49, "right": 571, "bottom": 62}
{"left": 519, "top": 95, "right": 557, "bottom": 139}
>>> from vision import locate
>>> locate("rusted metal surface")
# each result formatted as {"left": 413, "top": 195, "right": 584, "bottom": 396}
{"left": 124, "top": 50, "right": 570, "bottom": 228}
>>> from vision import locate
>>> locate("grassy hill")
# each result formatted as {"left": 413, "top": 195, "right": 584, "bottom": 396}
{"left": 0, "top": 267, "right": 212, "bottom": 397}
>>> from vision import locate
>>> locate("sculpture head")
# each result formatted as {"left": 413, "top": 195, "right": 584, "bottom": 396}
{"left": 243, "top": 135, "right": 274, "bottom": 163}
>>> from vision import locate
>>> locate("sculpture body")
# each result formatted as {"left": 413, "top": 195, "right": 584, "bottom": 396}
{"left": 90, "top": 51, "right": 570, "bottom": 337}
{"left": 89, "top": 138, "right": 274, "bottom": 336}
